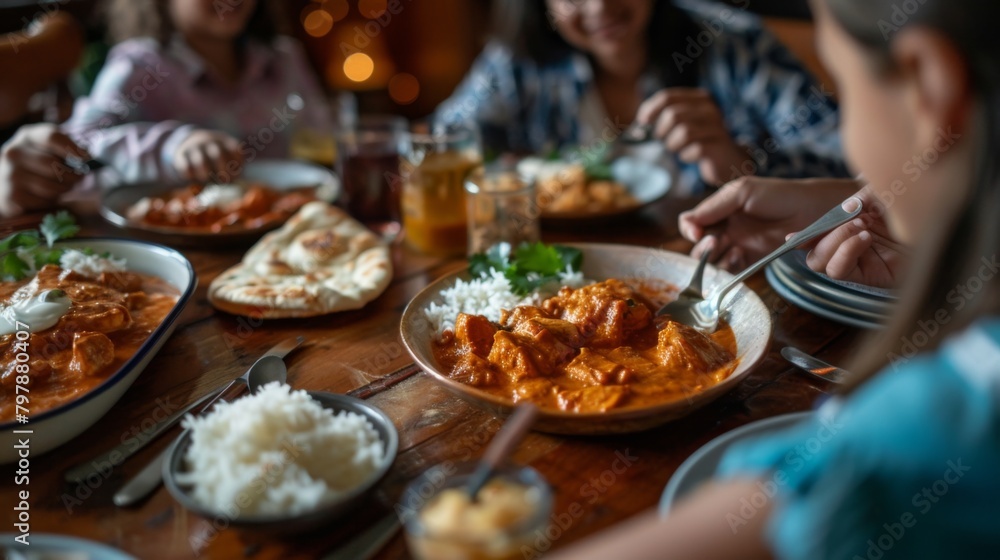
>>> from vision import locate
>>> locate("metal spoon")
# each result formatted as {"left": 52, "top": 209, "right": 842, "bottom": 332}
{"left": 113, "top": 354, "right": 290, "bottom": 507}
{"left": 67, "top": 337, "right": 303, "bottom": 484}
{"left": 466, "top": 403, "right": 539, "bottom": 500}
{"left": 659, "top": 198, "right": 864, "bottom": 332}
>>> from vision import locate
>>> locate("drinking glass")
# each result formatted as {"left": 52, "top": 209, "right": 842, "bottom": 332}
{"left": 465, "top": 166, "right": 540, "bottom": 256}
{"left": 335, "top": 114, "right": 407, "bottom": 237}
{"left": 400, "top": 123, "right": 483, "bottom": 255}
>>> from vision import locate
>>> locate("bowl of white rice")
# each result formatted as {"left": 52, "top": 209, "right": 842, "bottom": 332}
{"left": 162, "top": 383, "right": 398, "bottom": 533}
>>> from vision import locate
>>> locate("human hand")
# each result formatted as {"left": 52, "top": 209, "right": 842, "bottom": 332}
{"left": 679, "top": 177, "right": 862, "bottom": 271}
{"left": 173, "top": 129, "right": 243, "bottom": 182}
{"left": 0, "top": 124, "right": 89, "bottom": 218}
{"left": 799, "top": 187, "right": 907, "bottom": 289}
{"left": 636, "top": 88, "right": 748, "bottom": 186}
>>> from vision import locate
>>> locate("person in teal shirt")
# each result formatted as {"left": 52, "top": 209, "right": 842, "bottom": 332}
{"left": 546, "top": 0, "right": 1000, "bottom": 557}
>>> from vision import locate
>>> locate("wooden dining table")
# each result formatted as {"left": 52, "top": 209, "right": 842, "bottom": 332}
{"left": 1, "top": 196, "right": 864, "bottom": 559}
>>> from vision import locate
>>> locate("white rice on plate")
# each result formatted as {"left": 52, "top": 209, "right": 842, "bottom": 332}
{"left": 58, "top": 249, "right": 126, "bottom": 278}
{"left": 425, "top": 268, "right": 588, "bottom": 337}
{"left": 177, "top": 382, "right": 385, "bottom": 516}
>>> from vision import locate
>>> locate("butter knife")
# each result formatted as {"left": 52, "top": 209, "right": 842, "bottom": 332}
{"left": 781, "top": 347, "right": 849, "bottom": 384}
{"left": 67, "top": 337, "right": 304, "bottom": 484}
{"left": 112, "top": 337, "right": 304, "bottom": 507}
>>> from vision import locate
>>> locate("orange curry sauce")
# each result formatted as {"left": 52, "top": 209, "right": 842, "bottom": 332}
{"left": 0, "top": 265, "right": 178, "bottom": 422}
{"left": 433, "top": 280, "right": 739, "bottom": 413}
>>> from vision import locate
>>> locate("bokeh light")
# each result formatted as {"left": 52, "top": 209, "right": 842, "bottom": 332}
{"left": 326, "top": 0, "right": 349, "bottom": 22}
{"left": 303, "top": 9, "right": 334, "bottom": 38}
{"left": 343, "top": 53, "right": 375, "bottom": 82}
{"left": 388, "top": 73, "right": 420, "bottom": 105}
{"left": 358, "top": 0, "right": 387, "bottom": 19}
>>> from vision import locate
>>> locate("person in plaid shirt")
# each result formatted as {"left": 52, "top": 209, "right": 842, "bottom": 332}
{"left": 437, "top": 0, "right": 849, "bottom": 194}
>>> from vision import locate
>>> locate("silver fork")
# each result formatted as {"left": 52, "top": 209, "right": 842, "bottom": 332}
{"left": 658, "top": 198, "right": 864, "bottom": 332}
{"left": 657, "top": 248, "right": 712, "bottom": 317}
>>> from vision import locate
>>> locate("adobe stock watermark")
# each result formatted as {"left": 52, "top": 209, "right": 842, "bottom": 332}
{"left": 672, "top": 0, "right": 751, "bottom": 73}
{"left": 188, "top": 438, "right": 303, "bottom": 551}
{"left": 521, "top": 449, "right": 639, "bottom": 558}
{"left": 50, "top": 63, "right": 172, "bottom": 183}
{"left": 5, "top": 0, "right": 70, "bottom": 54}
{"left": 866, "top": 126, "right": 962, "bottom": 219}
{"left": 853, "top": 458, "right": 970, "bottom": 560}
{"left": 887, "top": 253, "right": 999, "bottom": 371}
{"left": 61, "top": 396, "right": 181, "bottom": 513}
{"left": 877, "top": 0, "right": 929, "bottom": 41}
{"left": 727, "top": 414, "right": 844, "bottom": 533}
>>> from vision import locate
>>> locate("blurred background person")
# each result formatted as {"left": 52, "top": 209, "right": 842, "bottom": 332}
{"left": 436, "top": 0, "right": 849, "bottom": 194}
{"left": 62, "top": 0, "right": 335, "bottom": 189}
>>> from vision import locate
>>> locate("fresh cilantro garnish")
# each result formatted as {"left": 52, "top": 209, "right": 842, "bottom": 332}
{"left": 41, "top": 211, "right": 80, "bottom": 247}
{"left": 0, "top": 212, "right": 80, "bottom": 281}
{"left": 468, "top": 242, "right": 583, "bottom": 296}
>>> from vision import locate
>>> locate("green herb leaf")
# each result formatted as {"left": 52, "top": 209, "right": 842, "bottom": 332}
{"left": 553, "top": 245, "right": 583, "bottom": 272}
{"left": 512, "top": 242, "right": 563, "bottom": 275}
{"left": 467, "top": 242, "right": 584, "bottom": 296}
{"left": 40, "top": 211, "right": 79, "bottom": 247}
{"left": 0, "top": 231, "right": 41, "bottom": 253}
{"left": 34, "top": 248, "right": 65, "bottom": 268}
{"left": 469, "top": 243, "right": 511, "bottom": 278}
{"left": 0, "top": 212, "right": 79, "bottom": 281}
{"left": 1, "top": 252, "right": 31, "bottom": 281}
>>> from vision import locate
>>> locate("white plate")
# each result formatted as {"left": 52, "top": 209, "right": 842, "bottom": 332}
{"left": 0, "top": 533, "right": 136, "bottom": 559}
{"left": 659, "top": 412, "right": 813, "bottom": 515}
{"left": 522, "top": 156, "right": 672, "bottom": 223}
{"left": 0, "top": 239, "right": 196, "bottom": 463}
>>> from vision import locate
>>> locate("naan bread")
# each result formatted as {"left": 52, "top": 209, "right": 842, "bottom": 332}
{"left": 208, "top": 202, "right": 392, "bottom": 318}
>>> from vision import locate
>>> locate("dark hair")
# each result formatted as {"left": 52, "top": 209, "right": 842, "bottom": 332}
{"left": 825, "top": 0, "right": 1000, "bottom": 391}
{"left": 103, "top": 0, "right": 288, "bottom": 45}
{"left": 493, "top": 0, "right": 702, "bottom": 88}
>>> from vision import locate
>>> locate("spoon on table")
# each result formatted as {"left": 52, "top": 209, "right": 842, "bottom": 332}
{"left": 466, "top": 403, "right": 540, "bottom": 500}
{"left": 113, "top": 354, "right": 290, "bottom": 507}
{"left": 322, "top": 404, "right": 540, "bottom": 560}
{"left": 658, "top": 197, "right": 864, "bottom": 332}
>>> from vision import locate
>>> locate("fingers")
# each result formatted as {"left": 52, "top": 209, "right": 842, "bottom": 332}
{"left": 636, "top": 88, "right": 714, "bottom": 125}
{"left": 652, "top": 103, "right": 718, "bottom": 142}
{"left": 175, "top": 132, "right": 243, "bottom": 183}
{"left": 678, "top": 179, "right": 752, "bottom": 241}
{"left": 17, "top": 125, "right": 90, "bottom": 161}
{"left": 805, "top": 218, "right": 868, "bottom": 273}
{"left": 823, "top": 230, "right": 874, "bottom": 280}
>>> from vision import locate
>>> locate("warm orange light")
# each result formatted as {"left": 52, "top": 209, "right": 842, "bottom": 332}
{"left": 303, "top": 9, "right": 334, "bottom": 37}
{"left": 343, "top": 53, "right": 375, "bottom": 82}
{"left": 327, "top": 0, "right": 349, "bottom": 22}
{"left": 358, "top": 0, "right": 387, "bottom": 19}
{"left": 389, "top": 73, "right": 420, "bottom": 105}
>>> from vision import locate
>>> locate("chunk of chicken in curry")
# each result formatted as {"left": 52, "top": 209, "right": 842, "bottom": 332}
{"left": 433, "top": 280, "right": 738, "bottom": 413}
{"left": 0, "top": 265, "right": 178, "bottom": 421}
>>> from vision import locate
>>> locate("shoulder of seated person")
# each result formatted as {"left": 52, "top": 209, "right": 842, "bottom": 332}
{"left": 106, "top": 37, "right": 165, "bottom": 62}
{"left": 672, "top": 0, "right": 765, "bottom": 38}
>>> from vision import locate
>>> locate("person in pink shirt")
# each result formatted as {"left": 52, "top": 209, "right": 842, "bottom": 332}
{"left": 63, "top": 0, "right": 334, "bottom": 191}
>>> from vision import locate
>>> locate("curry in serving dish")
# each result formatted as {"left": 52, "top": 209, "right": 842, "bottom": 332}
{"left": 433, "top": 280, "right": 738, "bottom": 413}
{"left": 0, "top": 265, "right": 178, "bottom": 422}
{"left": 127, "top": 182, "right": 316, "bottom": 232}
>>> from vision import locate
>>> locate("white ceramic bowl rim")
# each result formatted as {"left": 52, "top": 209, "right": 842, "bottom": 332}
{"left": 0, "top": 237, "right": 196, "bottom": 430}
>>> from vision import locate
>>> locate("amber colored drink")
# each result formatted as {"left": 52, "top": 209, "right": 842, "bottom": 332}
{"left": 401, "top": 151, "right": 482, "bottom": 255}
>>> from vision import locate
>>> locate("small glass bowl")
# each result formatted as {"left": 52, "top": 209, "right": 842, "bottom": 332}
{"left": 400, "top": 462, "right": 553, "bottom": 560}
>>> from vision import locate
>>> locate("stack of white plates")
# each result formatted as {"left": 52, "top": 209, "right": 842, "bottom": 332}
{"left": 766, "top": 251, "right": 896, "bottom": 329}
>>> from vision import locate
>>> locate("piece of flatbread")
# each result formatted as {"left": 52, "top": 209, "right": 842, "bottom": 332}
{"left": 208, "top": 202, "right": 392, "bottom": 318}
